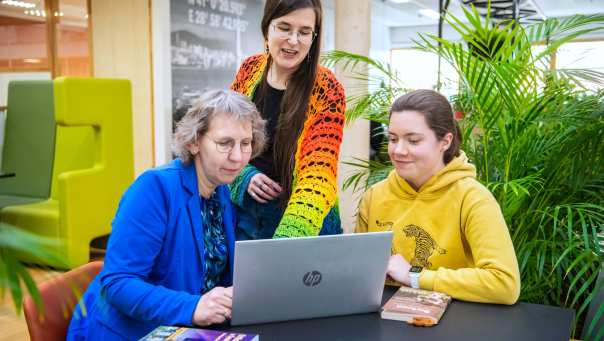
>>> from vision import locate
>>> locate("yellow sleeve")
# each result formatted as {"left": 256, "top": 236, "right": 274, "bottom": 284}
{"left": 419, "top": 197, "right": 521, "bottom": 305}
{"left": 355, "top": 189, "right": 371, "bottom": 233}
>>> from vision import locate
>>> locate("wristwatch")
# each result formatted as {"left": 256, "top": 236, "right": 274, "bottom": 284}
{"left": 409, "top": 265, "right": 423, "bottom": 289}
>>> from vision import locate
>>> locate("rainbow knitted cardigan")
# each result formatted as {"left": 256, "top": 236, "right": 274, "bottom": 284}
{"left": 229, "top": 53, "right": 346, "bottom": 238}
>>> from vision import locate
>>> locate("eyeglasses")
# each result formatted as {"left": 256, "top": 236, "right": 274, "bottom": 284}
{"left": 207, "top": 136, "right": 253, "bottom": 154}
{"left": 270, "top": 23, "right": 316, "bottom": 45}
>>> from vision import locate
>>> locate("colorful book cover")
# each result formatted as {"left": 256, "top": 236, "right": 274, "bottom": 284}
{"left": 140, "top": 326, "right": 259, "bottom": 341}
{"left": 381, "top": 286, "right": 452, "bottom": 326}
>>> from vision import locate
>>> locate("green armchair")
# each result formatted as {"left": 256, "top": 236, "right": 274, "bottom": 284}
{"left": 0, "top": 81, "right": 55, "bottom": 208}
{"left": 1, "top": 77, "right": 135, "bottom": 269}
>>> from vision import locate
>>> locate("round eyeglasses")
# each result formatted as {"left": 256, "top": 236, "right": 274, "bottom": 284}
{"left": 208, "top": 137, "right": 253, "bottom": 154}
{"left": 270, "top": 23, "right": 316, "bottom": 45}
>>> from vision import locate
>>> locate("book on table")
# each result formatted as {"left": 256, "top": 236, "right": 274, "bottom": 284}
{"left": 380, "top": 286, "right": 452, "bottom": 327}
{"left": 139, "top": 326, "right": 259, "bottom": 341}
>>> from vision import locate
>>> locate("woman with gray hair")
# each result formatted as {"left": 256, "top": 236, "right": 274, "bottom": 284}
{"left": 67, "top": 89, "right": 266, "bottom": 341}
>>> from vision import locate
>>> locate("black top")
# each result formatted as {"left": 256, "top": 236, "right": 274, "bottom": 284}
{"left": 251, "top": 84, "right": 285, "bottom": 182}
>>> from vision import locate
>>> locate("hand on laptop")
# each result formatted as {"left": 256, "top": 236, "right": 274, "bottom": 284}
{"left": 248, "top": 173, "right": 282, "bottom": 203}
{"left": 192, "top": 286, "right": 233, "bottom": 326}
{"left": 387, "top": 254, "right": 411, "bottom": 287}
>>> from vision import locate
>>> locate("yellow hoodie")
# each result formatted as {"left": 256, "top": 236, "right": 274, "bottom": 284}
{"left": 357, "top": 152, "right": 520, "bottom": 305}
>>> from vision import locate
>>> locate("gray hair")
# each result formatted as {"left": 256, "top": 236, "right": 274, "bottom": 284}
{"left": 172, "top": 89, "right": 266, "bottom": 164}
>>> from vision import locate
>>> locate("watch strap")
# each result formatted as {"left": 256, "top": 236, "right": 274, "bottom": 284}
{"left": 410, "top": 271, "right": 421, "bottom": 289}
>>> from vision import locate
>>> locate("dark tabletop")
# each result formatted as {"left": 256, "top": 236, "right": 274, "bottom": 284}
{"left": 225, "top": 286, "right": 575, "bottom": 341}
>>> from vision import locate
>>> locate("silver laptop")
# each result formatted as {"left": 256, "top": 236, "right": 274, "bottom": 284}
{"left": 231, "top": 231, "right": 393, "bottom": 325}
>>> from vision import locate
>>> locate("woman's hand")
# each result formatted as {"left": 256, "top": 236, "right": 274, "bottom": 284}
{"left": 192, "top": 286, "right": 233, "bottom": 326}
{"left": 387, "top": 254, "right": 412, "bottom": 287}
{"left": 247, "top": 173, "right": 282, "bottom": 203}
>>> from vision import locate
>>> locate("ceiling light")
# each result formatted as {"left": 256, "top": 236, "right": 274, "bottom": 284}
{"left": 23, "top": 58, "right": 41, "bottom": 63}
{"left": 24, "top": 8, "right": 47, "bottom": 17}
{"left": 1, "top": 0, "right": 36, "bottom": 9}
{"left": 390, "top": 0, "right": 411, "bottom": 3}
{"left": 418, "top": 8, "right": 440, "bottom": 19}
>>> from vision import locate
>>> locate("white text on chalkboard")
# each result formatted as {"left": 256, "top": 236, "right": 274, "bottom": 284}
{"left": 187, "top": 0, "right": 246, "bottom": 16}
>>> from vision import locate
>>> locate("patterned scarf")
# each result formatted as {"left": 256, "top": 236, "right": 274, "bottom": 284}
{"left": 201, "top": 192, "right": 228, "bottom": 293}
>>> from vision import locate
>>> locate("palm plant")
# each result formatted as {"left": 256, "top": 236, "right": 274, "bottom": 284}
{"left": 0, "top": 223, "right": 63, "bottom": 315}
{"left": 323, "top": 5, "right": 604, "bottom": 339}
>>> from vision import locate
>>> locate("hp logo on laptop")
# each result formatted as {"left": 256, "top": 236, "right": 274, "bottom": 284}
{"left": 303, "top": 271, "right": 322, "bottom": 287}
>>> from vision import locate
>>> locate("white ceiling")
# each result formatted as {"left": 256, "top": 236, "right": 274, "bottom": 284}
{"left": 377, "top": 0, "right": 604, "bottom": 27}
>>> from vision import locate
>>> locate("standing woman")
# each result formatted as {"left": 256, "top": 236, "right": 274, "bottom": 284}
{"left": 230, "top": 0, "right": 346, "bottom": 239}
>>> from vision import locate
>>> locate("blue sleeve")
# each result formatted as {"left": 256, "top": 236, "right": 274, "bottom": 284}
{"left": 99, "top": 171, "right": 200, "bottom": 326}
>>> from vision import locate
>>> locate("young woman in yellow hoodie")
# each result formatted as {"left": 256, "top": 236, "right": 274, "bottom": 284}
{"left": 357, "top": 89, "right": 521, "bottom": 305}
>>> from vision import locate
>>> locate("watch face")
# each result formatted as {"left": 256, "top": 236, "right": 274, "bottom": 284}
{"left": 410, "top": 265, "right": 423, "bottom": 273}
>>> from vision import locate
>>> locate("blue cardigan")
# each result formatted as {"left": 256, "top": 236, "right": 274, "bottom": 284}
{"left": 67, "top": 160, "right": 236, "bottom": 340}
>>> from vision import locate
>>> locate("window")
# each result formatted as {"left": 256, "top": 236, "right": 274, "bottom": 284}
{"left": 0, "top": 0, "right": 90, "bottom": 75}
{"left": 0, "top": 0, "right": 50, "bottom": 71}
{"left": 390, "top": 48, "right": 459, "bottom": 99}
{"left": 56, "top": 0, "right": 90, "bottom": 76}
{"left": 556, "top": 40, "right": 604, "bottom": 91}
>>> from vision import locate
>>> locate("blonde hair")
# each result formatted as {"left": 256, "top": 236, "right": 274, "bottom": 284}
{"left": 172, "top": 89, "right": 266, "bottom": 164}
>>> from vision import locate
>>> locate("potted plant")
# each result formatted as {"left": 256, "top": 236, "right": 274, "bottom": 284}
{"left": 323, "top": 4, "right": 604, "bottom": 339}
{"left": 0, "top": 223, "right": 63, "bottom": 314}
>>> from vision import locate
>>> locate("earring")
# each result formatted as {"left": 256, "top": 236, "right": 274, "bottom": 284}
{"left": 264, "top": 41, "right": 269, "bottom": 54}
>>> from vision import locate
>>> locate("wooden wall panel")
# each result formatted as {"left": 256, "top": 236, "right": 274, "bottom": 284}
{"left": 90, "top": 0, "right": 154, "bottom": 174}
{"left": 335, "top": 0, "right": 371, "bottom": 233}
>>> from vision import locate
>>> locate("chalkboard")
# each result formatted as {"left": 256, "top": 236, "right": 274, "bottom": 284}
{"left": 170, "top": 0, "right": 264, "bottom": 126}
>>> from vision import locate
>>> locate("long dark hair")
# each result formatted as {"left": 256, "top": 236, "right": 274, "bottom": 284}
{"left": 258, "top": 0, "right": 322, "bottom": 206}
{"left": 389, "top": 89, "right": 462, "bottom": 164}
